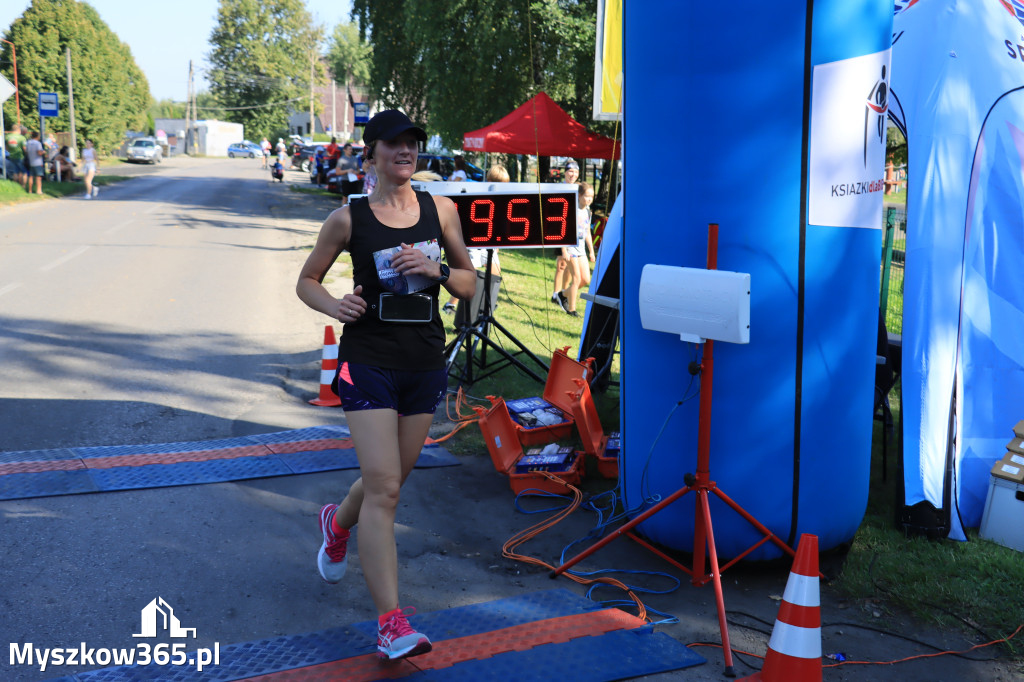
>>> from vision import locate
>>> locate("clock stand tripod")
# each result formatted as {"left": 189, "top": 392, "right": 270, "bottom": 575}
{"left": 444, "top": 249, "right": 549, "bottom": 385}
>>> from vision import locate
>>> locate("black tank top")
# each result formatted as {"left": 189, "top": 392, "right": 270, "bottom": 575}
{"left": 339, "top": 191, "right": 446, "bottom": 370}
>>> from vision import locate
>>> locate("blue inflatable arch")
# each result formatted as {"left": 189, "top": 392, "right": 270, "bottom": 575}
{"left": 620, "top": 0, "right": 893, "bottom": 559}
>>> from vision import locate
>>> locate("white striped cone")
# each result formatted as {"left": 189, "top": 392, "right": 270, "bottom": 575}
{"left": 741, "top": 533, "right": 822, "bottom": 682}
{"left": 309, "top": 326, "right": 341, "bottom": 406}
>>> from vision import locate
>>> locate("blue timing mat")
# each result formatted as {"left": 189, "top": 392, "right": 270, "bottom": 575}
{"left": 0, "top": 426, "right": 459, "bottom": 501}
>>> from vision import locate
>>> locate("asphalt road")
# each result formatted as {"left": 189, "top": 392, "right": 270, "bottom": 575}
{"left": 0, "top": 159, "right": 1019, "bottom": 682}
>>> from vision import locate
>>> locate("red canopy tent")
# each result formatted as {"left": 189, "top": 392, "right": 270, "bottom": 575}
{"left": 463, "top": 92, "right": 621, "bottom": 159}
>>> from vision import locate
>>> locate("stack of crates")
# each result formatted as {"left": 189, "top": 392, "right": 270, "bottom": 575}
{"left": 979, "top": 420, "right": 1024, "bottom": 551}
{"left": 476, "top": 348, "right": 592, "bottom": 494}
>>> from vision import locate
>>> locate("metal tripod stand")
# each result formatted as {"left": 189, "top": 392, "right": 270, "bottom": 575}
{"left": 549, "top": 224, "right": 799, "bottom": 678}
{"left": 444, "top": 250, "right": 549, "bottom": 385}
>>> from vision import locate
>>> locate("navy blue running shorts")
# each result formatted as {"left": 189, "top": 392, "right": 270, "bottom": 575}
{"left": 332, "top": 361, "right": 448, "bottom": 415}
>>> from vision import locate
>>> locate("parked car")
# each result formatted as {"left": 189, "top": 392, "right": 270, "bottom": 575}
{"left": 227, "top": 141, "right": 263, "bottom": 158}
{"left": 417, "top": 154, "right": 483, "bottom": 181}
{"left": 289, "top": 135, "right": 312, "bottom": 158}
{"left": 292, "top": 144, "right": 319, "bottom": 173}
{"left": 126, "top": 138, "right": 162, "bottom": 164}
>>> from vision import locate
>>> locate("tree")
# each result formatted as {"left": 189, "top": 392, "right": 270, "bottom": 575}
{"left": 352, "top": 0, "right": 430, "bottom": 127}
{"left": 327, "top": 22, "right": 371, "bottom": 91}
{"left": 352, "top": 0, "right": 605, "bottom": 150}
{"left": 1, "top": 0, "right": 151, "bottom": 153}
{"left": 207, "top": 0, "right": 325, "bottom": 141}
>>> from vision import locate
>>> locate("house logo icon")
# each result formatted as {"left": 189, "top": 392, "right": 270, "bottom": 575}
{"left": 132, "top": 597, "right": 197, "bottom": 638}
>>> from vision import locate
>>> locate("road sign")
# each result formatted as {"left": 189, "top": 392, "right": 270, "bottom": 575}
{"left": 354, "top": 102, "right": 369, "bottom": 125}
{"left": 39, "top": 92, "right": 59, "bottom": 117}
{"left": 0, "top": 74, "right": 14, "bottom": 104}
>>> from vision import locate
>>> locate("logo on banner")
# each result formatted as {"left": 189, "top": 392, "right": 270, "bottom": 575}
{"left": 894, "top": 0, "right": 922, "bottom": 15}
{"left": 998, "top": 0, "right": 1024, "bottom": 26}
{"left": 807, "top": 48, "right": 891, "bottom": 229}
{"left": 865, "top": 66, "right": 889, "bottom": 167}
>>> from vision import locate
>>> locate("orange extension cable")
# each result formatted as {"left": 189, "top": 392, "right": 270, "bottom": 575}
{"left": 501, "top": 471, "right": 649, "bottom": 622}
{"left": 425, "top": 387, "right": 484, "bottom": 444}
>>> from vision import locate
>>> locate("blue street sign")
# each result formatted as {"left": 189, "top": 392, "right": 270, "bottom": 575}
{"left": 354, "top": 102, "right": 369, "bottom": 125}
{"left": 39, "top": 92, "right": 59, "bottom": 118}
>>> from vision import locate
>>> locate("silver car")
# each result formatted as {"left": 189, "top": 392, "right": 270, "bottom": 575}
{"left": 127, "top": 138, "right": 162, "bottom": 164}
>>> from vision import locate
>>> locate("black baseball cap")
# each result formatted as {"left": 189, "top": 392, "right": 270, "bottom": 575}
{"left": 363, "top": 110, "right": 427, "bottom": 144}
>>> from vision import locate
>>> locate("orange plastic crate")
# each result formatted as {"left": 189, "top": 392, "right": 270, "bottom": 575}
{"left": 478, "top": 396, "right": 584, "bottom": 495}
{"left": 487, "top": 347, "right": 594, "bottom": 447}
{"left": 567, "top": 377, "right": 619, "bottom": 479}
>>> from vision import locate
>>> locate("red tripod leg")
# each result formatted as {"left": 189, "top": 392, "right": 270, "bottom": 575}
{"left": 698, "top": 489, "right": 737, "bottom": 678}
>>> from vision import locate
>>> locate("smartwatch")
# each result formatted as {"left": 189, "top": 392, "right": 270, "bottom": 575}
{"left": 435, "top": 263, "right": 450, "bottom": 284}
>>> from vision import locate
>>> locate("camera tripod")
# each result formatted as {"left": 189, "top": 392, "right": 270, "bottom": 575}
{"left": 444, "top": 250, "right": 549, "bottom": 385}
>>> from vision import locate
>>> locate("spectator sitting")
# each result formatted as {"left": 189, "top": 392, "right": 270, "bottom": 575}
{"left": 52, "top": 146, "right": 78, "bottom": 181}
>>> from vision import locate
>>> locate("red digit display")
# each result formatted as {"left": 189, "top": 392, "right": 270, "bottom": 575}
{"left": 506, "top": 198, "right": 530, "bottom": 241}
{"left": 469, "top": 199, "right": 495, "bottom": 242}
{"left": 544, "top": 197, "right": 569, "bottom": 241}
{"left": 449, "top": 191, "right": 576, "bottom": 249}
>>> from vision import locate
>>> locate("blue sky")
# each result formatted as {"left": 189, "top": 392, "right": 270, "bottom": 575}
{"left": 0, "top": 0, "right": 355, "bottom": 101}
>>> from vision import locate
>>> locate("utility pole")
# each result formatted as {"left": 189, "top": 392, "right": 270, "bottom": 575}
{"left": 343, "top": 74, "right": 350, "bottom": 141}
{"left": 331, "top": 79, "right": 336, "bottom": 136}
{"left": 309, "top": 50, "right": 315, "bottom": 138}
{"left": 66, "top": 47, "right": 77, "bottom": 154}
{"left": 184, "top": 61, "right": 193, "bottom": 155}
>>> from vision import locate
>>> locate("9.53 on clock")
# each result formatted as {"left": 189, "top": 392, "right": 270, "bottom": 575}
{"left": 449, "top": 191, "right": 579, "bottom": 249}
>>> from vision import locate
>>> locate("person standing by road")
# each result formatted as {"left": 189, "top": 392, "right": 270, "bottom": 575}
{"left": 338, "top": 142, "right": 361, "bottom": 204}
{"left": 81, "top": 139, "right": 99, "bottom": 198}
{"left": 260, "top": 137, "right": 271, "bottom": 169}
{"left": 6, "top": 125, "right": 27, "bottom": 191}
{"left": 25, "top": 131, "right": 45, "bottom": 195}
{"left": 296, "top": 109, "right": 475, "bottom": 662}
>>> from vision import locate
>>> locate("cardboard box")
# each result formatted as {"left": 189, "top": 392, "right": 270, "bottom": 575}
{"left": 485, "top": 347, "right": 593, "bottom": 447}
{"left": 477, "top": 396, "right": 584, "bottom": 495}
{"left": 1014, "top": 420, "right": 1024, "bottom": 439}
{"left": 566, "top": 376, "right": 619, "bottom": 479}
{"left": 993, "top": 451, "right": 1024, "bottom": 484}
{"left": 1007, "top": 437, "right": 1024, "bottom": 457}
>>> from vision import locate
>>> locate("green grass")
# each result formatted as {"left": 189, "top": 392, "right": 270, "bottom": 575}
{"left": 833, "top": 393, "right": 1024, "bottom": 661}
{"left": 0, "top": 175, "right": 130, "bottom": 205}
{"left": 289, "top": 184, "right": 340, "bottom": 198}
{"left": 881, "top": 262, "right": 904, "bottom": 335}
{"left": 884, "top": 186, "right": 907, "bottom": 205}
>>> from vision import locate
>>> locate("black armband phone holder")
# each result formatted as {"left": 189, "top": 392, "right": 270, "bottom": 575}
{"left": 378, "top": 293, "right": 433, "bottom": 323}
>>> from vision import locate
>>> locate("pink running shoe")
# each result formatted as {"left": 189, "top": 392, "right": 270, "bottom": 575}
{"left": 317, "top": 504, "right": 349, "bottom": 583}
{"left": 377, "top": 607, "right": 432, "bottom": 661}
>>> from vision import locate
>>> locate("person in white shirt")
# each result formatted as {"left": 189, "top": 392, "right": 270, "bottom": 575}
{"left": 558, "top": 181, "right": 596, "bottom": 317}
{"left": 81, "top": 140, "right": 99, "bottom": 198}
{"left": 450, "top": 155, "right": 468, "bottom": 181}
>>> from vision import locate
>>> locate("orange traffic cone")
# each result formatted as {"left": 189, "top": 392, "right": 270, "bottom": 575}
{"left": 740, "top": 533, "right": 822, "bottom": 682}
{"left": 309, "top": 326, "right": 341, "bottom": 407}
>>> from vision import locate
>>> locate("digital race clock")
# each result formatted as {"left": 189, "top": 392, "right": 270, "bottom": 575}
{"left": 447, "top": 191, "right": 579, "bottom": 249}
